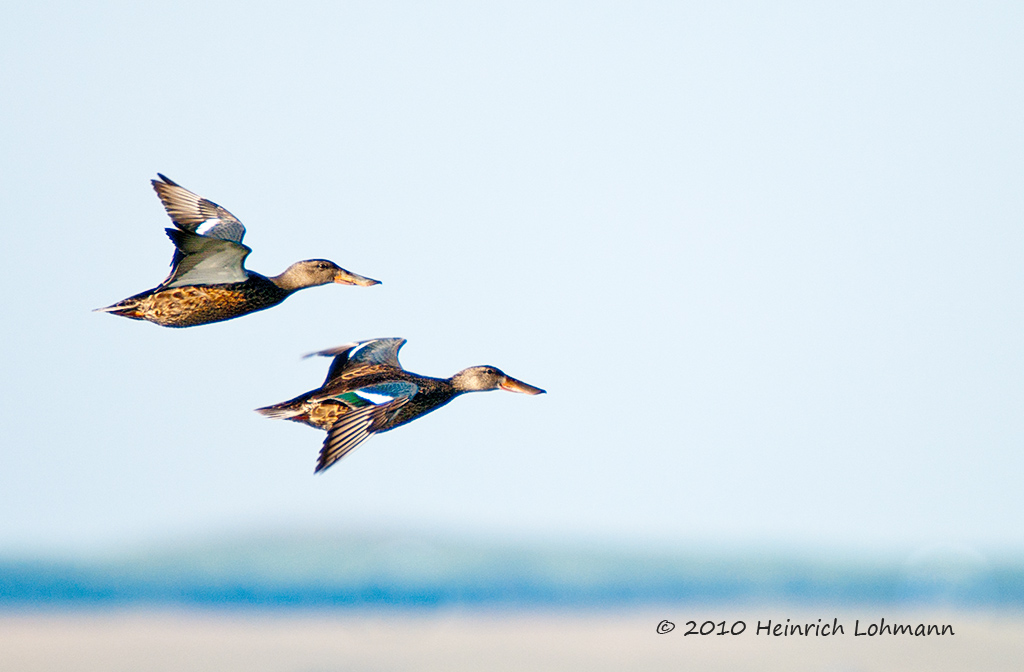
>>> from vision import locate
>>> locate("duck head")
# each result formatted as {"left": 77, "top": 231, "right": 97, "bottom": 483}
{"left": 272, "top": 260, "right": 381, "bottom": 291}
{"left": 450, "top": 366, "right": 546, "bottom": 395}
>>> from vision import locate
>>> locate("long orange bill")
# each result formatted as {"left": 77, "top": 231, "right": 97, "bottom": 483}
{"left": 499, "top": 375, "right": 546, "bottom": 395}
{"left": 334, "top": 269, "right": 381, "bottom": 286}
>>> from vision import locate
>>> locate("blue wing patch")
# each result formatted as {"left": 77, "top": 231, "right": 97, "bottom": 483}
{"left": 329, "top": 381, "right": 418, "bottom": 409}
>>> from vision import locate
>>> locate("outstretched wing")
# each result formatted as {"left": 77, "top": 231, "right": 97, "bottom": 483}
{"left": 152, "top": 175, "right": 251, "bottom": 286}
{"left": 306, "top": 338, "right": 408, "bottom": 385}
{"left": 152, "top": 174, "right": 247, "bottom": 242}
{"left": 160, "top": 228, "right": 251, "bottom": 288}
{"left": 317, "top": 393, "right": 411, "bottom": 473}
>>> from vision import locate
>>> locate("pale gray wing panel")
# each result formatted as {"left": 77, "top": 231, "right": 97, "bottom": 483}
{"left": 163, "top": 229, "right": 251, "bottom": 287}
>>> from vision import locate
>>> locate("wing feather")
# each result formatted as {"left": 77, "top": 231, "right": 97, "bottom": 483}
{"left": 152, "top": 174, "right": 247, "bottom": 243}
{"left": 305, "top": 343, "right": 359, "bottom": 385}
{"left": 161, "top": 229, "right": 251, "bottom": 287}
{"left": 316, "top": 398, "right": 408, "bottom": 473}
{"left": 306, "top": 338, "right": 407, "bottom": 384}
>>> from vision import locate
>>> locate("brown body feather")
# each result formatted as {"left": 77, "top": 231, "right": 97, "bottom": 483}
{"left": 103, "top": 275, "right": 288, "bottom": 327}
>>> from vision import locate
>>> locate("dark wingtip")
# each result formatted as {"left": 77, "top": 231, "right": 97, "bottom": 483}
{"left": 152, "top": 174, "right": 178, "bottom": 193}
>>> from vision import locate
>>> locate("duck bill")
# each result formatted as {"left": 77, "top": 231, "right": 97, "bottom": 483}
{"left": 499, "top": 375, "right": 546, "bottom": 395}
{"left": 334, "top": 269, "right": 381, "bottom": 286}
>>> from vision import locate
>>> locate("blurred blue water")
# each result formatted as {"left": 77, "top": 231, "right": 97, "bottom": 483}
{"left": 2, "top": 532, "right": 1021, "bottom": 609}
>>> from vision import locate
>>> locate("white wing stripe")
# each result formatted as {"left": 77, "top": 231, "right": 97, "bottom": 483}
{"left": 353, "top": 390, "right": 394, "bottom": 405}
{"left": 194, "top": 218, "right": 223, "bottom": 235}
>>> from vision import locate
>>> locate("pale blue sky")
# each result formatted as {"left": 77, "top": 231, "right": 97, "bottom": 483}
{"left": 1, "top": 1, "right": 1022, "bottom": 557}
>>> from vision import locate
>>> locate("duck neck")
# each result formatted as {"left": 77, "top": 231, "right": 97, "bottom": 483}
{"left": 447, "top": 375, "right": 485, "bottom": 395}
{"left": 267, "top": 270, "right": 306, "bottom": 293}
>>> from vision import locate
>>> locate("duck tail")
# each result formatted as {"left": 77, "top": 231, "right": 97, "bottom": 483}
{"left": 93, "top": 298, "right": 143, "bottom": 319}
{"left": 254, "top": 398, "right": 308, "bottom": 420}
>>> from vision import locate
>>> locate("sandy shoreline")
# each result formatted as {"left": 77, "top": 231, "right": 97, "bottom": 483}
{"left": 2, "top": 608, "right": 1022, "bottom": 672}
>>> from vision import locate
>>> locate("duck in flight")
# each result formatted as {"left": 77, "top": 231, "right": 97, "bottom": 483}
{"left": 256, "top": 338, "right": 545, "bottom": 473}
{"left": 97, "top": 174, "right": 380, "bottom": 327}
